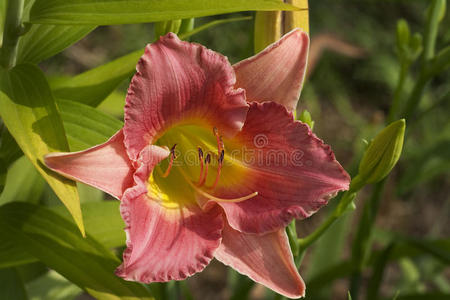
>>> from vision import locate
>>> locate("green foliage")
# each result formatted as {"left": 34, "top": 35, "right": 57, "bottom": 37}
{"left": 28, "top": 0, "right": 298, "bottom": 25}
{"left": 0, "top": 268, "right": 28, "bottom": 300}
{"left": 0, "top": 201, "right": 125, "bottom": 269}
{"left": 17, "top": 24, "right": 95, "bottom": 63}
{"left": 0, "top": 64, "right": 84, "bottom": 235}
{"left": 0, "top": 202, "right": 148, "bottom": 299}
{"left": 57, "top": 99, "right": 123, "bottom": 150}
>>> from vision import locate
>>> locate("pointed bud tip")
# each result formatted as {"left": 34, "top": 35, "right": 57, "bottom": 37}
{"left": 358, "top": 119, "right": 406, "bottom": 184}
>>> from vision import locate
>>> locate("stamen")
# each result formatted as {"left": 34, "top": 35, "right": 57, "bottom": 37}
{"left": 196, "top": 147, "right": 204, "bottom": 184}
{"left": 178, "top": 167, "right": 258, "bottom": 204}
{"left": 209, "top": 149, "right": 225, "bottom": 190}
{"left": 162, "top": 144, "right": 177, "bottom": 178}
{"left": 197, "top": 153, "right": 210, "bottom": 187}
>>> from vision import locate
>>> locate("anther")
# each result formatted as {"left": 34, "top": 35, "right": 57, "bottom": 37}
{"left": 162, "top": 144, "right": 177, "bottom": 178}
{"left": 196, "top": 147, "right": 204, "bottom": 184}
{"left": 219, "top": 149, "right": 225, "bottom": 164}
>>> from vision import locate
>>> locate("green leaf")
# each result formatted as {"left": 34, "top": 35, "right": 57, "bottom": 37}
{"left": 0, "top": 268, "right": 28, "bottom": 300}
{"left": 17, "top": 24, "right": 95, "bottom": 64}
{"left": 29, "top": 0, "right": 299, "bottom": 25}
{"left": 52, "top": 201, "right": 125, "bottom": 248}
{"left": 0, "top": 64, "right": 84, "bottom": 235}
{"left": 51, "top": 49, "right": 142, "bottom": 107}
{"left": 0, "top": 201, "right": 125, "bottom": 269}
{"left": 57, "top": 99, "right": 123, "bottom": 151}
{"left": 0, "top": 202, "right": 151, "bottom": 299}
{"left": 0, "top": 123, "right": 22, "bottom": 165}
{"left": 26, "top": 270, "right": 82, "bottom": 300}
{"left": 0, "top": 156, "right": 45, "bottom": 205}
{"left": 0, "top": 124, "right": 23, "bottom": 194}
{"left": 26, "top": 271, "right": 80, "bottom": 300}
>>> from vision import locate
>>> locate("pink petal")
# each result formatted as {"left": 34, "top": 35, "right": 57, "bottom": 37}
{"left": 124, "top": 33, "right": 248, "bottom": 160}
{"left": 44, "top": 129, "right": 133, "bottom": 199}
{"left": 233, "top": 29, "right": 309, "bottom": 112}
{"left": 116, "top": 145, "right": 223, "bottom": 282}
{"left": 215, "top": 221, "right": 305, "bottom": 298}
{"left": 215, "top": 102, "right": 350, "bottom": 234}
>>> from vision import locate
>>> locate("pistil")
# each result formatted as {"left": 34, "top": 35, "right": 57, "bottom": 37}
{"left": 178, "top": 167, "right": 258, "bottom": 204}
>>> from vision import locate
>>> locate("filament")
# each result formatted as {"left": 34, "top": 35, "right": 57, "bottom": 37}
{"left": 197, "top": 153, "right": 210, "bottom": 187}
{"left": 162, "top": 144, "right": 177, "bottom": 178}
{"left": 209, "top": 149, "right": 224, "bottom": 190}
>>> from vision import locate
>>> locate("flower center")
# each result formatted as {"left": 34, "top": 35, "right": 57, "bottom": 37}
{"left": 150, "top": 124, "right": 257, "bottom": 208}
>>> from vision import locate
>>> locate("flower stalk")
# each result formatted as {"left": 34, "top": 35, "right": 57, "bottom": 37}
{"left": 0, "top": 0, "right": 25, "bottom": 69}
{"left": 254, "top": 0, "right": 308, "bottom": 53}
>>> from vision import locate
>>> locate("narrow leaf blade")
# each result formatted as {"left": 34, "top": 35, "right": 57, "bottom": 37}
{"left": 17, "top": 24, "right": 95, "bottom": 64}
{"left": 29, "top": 0, "right": 299, "bottom": 25}
{"left": 0, "top": 64, "right": 84, "bottom": 235}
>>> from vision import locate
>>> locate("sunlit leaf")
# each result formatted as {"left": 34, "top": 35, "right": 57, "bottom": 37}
{"left": 29, "top": 0, "right": 298, "bottom": 25}
{"left": 57, "top": 99, "right": 123, "bottom": 151}
{"left": 0, "top": 202, "right": 151, "bottom": 299}
{"left": 17, "top": 24, "right": 95, "bottom": 64}
{"left": 0, "top": 64, "right": 84, "bottom": 235}
{"left": 51, "top": 49, "right": 142, "bottom": 107}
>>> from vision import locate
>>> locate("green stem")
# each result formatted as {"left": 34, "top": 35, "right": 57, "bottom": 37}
{"left": 387, "top": 62, "right": 408, "bottom": 123}
{"left": 402, "top": 0, "right": 445, "bottom": 119}
{"left": 349, "top": 179, "right": 386, "bottom": 300}
{"left": 422, "top": 0, "right": 444, "bottom": 63}
{"left": 297, "top": 189, "right": 357, "bottom": 252}
{"left": 286, "top": 220, "right": 299, "bottom": 258}
{"left": 0, "top": 0, "right": 24, "bottom": 69}
{"left": 401, "top": 73, "right": 428, "bottom": 119}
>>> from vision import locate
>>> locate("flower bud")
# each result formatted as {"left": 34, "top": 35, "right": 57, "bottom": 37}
{"left": 298, "top": 109, "right": 314, "bottom": 130}
{"left": 358, "top": 119, "right": 406, "bottom": 184}
{"left": 396, "top": 19, "right": 410, "bottom": 57}
{"left": 254, "top": 0, "right": 309, "bottom": 53}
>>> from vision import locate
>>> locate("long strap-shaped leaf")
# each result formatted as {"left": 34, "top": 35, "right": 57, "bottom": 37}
{"left": 0, "top": 64, "right": 84, "bottom": 235}
{"left": 0, "top": 202, "right": 151, "bottom": 300}
{"left": 0, "top": 201, "right": 125, "bottom": 269}
{"left": 29, "top": 0, "right": 298, "bottom": 25}
{"left": 17, "top": 24, "right": 95, "bottom": 64}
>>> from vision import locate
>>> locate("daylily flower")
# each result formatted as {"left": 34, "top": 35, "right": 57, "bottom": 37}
{"left": 45, "top": 30, "right": 350, "bottom": 298}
